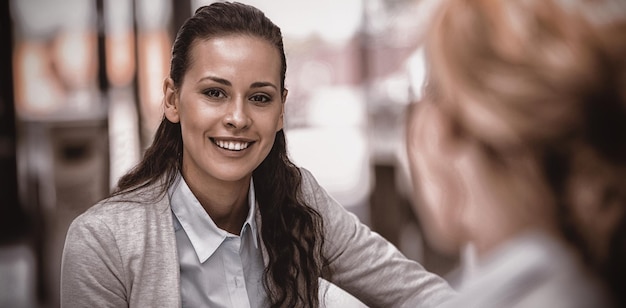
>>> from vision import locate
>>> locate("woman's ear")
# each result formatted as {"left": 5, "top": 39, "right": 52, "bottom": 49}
{"left": 277, "top": 88, "right": 288, "bottom": 131}
{"left": 163, "top": 77, "right": 180, "bottom": 123}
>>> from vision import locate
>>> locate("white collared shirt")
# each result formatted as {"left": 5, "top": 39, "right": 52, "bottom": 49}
{"left": 169, "top": 175, "right": 267, "bottom": 308}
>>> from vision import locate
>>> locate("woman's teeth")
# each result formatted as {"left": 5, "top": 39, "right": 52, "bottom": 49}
{"left": 214, "top": 140, "right": 250, "bottom": 151}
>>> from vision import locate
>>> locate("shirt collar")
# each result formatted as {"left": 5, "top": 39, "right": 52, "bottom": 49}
{"left": 169, "top": 173, "right": 259, "bottom": 263}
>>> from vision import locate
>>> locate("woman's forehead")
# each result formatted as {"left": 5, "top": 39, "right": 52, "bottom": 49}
{"left": 184, "top": 35, "right": 282, "bottom": 82}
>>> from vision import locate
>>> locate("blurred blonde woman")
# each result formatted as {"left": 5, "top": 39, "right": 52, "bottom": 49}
{"left": 406, "top": 0, "right": 626, "bottom": 307}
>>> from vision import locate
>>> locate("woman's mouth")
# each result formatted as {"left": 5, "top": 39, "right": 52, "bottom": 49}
{"left": 211, "top": 138, "right": 252, "bottom": 151}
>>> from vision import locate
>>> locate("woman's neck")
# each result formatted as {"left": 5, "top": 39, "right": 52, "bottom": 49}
{"left": 183, "top": 172, "right": 251, "bottom": 235}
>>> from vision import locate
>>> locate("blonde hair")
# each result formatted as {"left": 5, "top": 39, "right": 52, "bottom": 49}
{"left": 423, "top": 0, "right": 626, "bottom": 304}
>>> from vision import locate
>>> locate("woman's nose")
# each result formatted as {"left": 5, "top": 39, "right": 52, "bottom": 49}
{"left": 223, "top": 100, "right": 251, "bottom": 129}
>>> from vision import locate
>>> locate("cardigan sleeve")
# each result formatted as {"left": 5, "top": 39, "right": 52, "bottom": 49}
{"left": 60, "top": 212, "right": 128, "bottom": 308}
{"left": 299, "top": 168, "right": 455, "bottom": 308}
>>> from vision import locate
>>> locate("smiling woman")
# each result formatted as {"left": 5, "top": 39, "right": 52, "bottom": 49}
{"left": 59, "top": 2, "right": 454, "bottom": 308}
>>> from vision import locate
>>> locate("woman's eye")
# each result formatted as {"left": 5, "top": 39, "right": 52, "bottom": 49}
{"left": 203, "top": 89, "right": 225, "bottom": 98}
{"left": 250, "top": 94, "right": 271, "bottom": 103}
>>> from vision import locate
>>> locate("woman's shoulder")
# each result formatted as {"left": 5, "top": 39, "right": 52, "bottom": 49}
{"left": 296, "top": 167, "right": 342, "bottom": 213}
{"left": 63, "top": 181, "right": 177, "bottom": 276}
{"left": 296, "top": 167, "right": 326, "bottom": 202}
{"left": 449, "top": 232, "right": 612, "bottom": 308}
{"left": 72, "top": 182, "right": 170, "bottom": 230}
{"left": 297, "top": 166, "right": 320, "bottom": 193}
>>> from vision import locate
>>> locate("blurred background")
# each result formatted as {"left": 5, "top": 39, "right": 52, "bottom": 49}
{"left": 0, "top": 0, "right": 458, "bottom": 307}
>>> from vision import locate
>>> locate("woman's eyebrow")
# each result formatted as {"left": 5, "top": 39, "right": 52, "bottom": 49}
{"left": 197, "top": 77, "right": 277, "bottom": 90}
{"left": 198, "top": 75, "right": 231, "bottom": 86}
{"left": 250, "top": 81, "right": 278, "bottom": 90}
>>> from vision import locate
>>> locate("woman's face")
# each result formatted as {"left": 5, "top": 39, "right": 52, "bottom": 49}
{"left": 164, "top": 34, "right": 285, "bottom": 185}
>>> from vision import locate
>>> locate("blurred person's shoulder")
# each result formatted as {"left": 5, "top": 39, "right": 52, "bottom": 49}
{"left": 442, "top": 231, "right": 613, "bottom": 308}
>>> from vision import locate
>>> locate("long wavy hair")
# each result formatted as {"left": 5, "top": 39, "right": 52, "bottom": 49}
{"left": 115, "top": 2, "right": 328, "bottom": 307}
{"left": 424, "top": 0, "right": 626, "bottom": 306}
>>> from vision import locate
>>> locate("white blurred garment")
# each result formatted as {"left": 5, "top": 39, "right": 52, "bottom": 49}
{"left": 441, "top": 231, "right": 612, "bottom": 308}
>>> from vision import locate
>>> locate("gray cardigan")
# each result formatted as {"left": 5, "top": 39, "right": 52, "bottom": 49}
{"left": 61, "top": 168, "right": 454, "bottom": 307}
